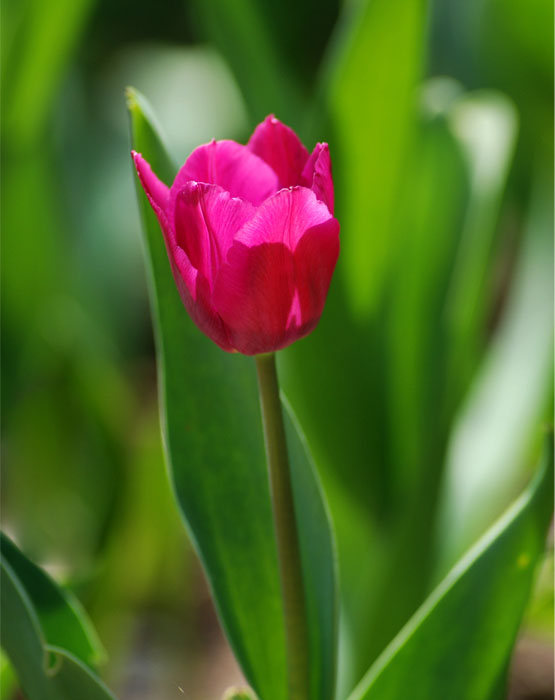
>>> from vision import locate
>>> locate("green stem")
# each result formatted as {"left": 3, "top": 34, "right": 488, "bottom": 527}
{"left": 255, "top": 352, "right": 309, "bottom": 700}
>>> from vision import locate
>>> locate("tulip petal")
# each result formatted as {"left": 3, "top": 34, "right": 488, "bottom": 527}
{"left": 132, "top": 150, "right": 176, "bottom": 264}
{"left": 132, "top": 152, "right": 235, "bottom": 351}
{"left": 212, "top": 241, "right": 295, "bottom": 354}
{"left": 170, "top": 246, "right": 234, "bottom": 352}
{"left": 169, "top": 182, "right": 254, "bottom": 352}
{"left": 131, "top": 151, "right": 170, "bottom": 213}
{"left": 173, "top": 182, "right": 255, "bottom": 288}
{"left": 213, "top": 187, "right": 340, "bottom": 354}
{"left": 287, "top": 218, "right": 340, "bottom": 334}
{"left": 233, "top": 186, "right": 334, "bottom": 249}
{"left": 301, "top": 143, "right": 334, "bottom": 214}
{"left": 248, "top": 115, "right": 310, "bottom": 188}
{"left": 171, "top": 140, "right": 279, "bottom": 207}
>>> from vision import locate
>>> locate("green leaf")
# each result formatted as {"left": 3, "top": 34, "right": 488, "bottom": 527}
{"left": 347, "top": 438, "right": 554, "bottom": 700}
{"left": 127, "top": 88, "right": 337, "bottom": 700}
{"left": 0, "top": 535, "right": 116, "bottom": 700}
{"left": 1, "top": 0, "right": 95, "bottom": 149}
{"left": 443, "top": 91, "right": 517, "bottom": 398}
{"left": 437, "top": 168, "right": 554, "bottom": 574}
{"left": 327, "top": 0, "right": 428, "bottom": 316}
{"left": 283, "top": 396, "right": 337, "bottom": 700}
{"left": 222, "top": 686, "right": 257, "bottom": 700}
{"left": 0, "top": 650, "right": 17, "bottom": 699}
{"left": 0, "top": 533, "right": 104, "bottom": 669}
{"left": 385, "top": 79, "right": 469, "bottom": 499}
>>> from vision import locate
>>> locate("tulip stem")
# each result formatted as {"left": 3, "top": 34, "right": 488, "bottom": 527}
{"left": 255, "top": 352, "right": 309, "bottom": 700}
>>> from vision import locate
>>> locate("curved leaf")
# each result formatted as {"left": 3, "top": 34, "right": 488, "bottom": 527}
{"left": 127, "top": 88, "right": 337, "bottom": 700}
{"left": 0, "top": 533, "right": 104, "bottom": 669}
{"left": 0, "top": 537, "right": 116, "bottom": 700}
{"left": 348, "top": 438, "right": 553, "bottom": 700}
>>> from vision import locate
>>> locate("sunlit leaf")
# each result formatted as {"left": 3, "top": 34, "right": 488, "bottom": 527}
{"left": 328, "top": 0, "right": 428, "bottom": 316}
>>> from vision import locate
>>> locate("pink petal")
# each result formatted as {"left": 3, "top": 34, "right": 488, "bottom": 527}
{"left": 132, "top": 152, "right": 234, "bottom": 351}
{"left": 131, "top": 151, "right": 170, "bottom": 213}
{"left": 287, "top": 217, "right": 340, "bottom": 336}
{"left": 301, "top": 143, "right": 334, "bottom": 214}
{"left": 173, "top": 182, "right": 255, "bottom": 289}
{"left": 170, "top": 247, "right": 234, "bottom": 352}
{"left": 212, "top": 241, "right": 295, "bottom": 355}
{"left": 212, "top": 187, "right": 340, "bottom": 354}
{"left": 170, "top": 140, "right": 279, "bottom": 207}
{"left": 233, "top": 186, "right": 333, "bottom": 249}
{"left": 132, "top": 150, "right": 176, "bottom": 263}
{"left": 247, "top": 115, "right": 310, "bottom": 188}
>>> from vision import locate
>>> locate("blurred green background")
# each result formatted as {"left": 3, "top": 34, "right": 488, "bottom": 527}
{"left": 1, "top": 0, "right": 553, "bottom": 698}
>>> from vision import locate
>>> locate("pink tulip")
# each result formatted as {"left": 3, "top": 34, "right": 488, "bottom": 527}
{"left": 132, "top": 115, "right": 339, "bottom": 355}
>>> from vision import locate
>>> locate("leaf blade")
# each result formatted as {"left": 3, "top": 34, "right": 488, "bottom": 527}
{"left": 0, "top": 533, "right": 104, "bottom": 669}
{"left": 328, "top": 0, "right": 428, "bottom": 316}
{"left": 348, "top": 438, "right": 554, "bottom": 700}
{"left": 0, "top": 538, "right": 116, "bottom": 700}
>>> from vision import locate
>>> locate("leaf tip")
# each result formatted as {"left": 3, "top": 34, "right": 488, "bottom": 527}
{"left": 125, "top": 86, "right": 139, "bottom": 112}
{"left": 222, "top": 687, "right": 256, "bottom": 700}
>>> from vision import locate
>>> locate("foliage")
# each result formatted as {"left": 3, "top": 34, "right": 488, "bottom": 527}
{"left": 0, "top": 534, "right": 115, "bottom": 699}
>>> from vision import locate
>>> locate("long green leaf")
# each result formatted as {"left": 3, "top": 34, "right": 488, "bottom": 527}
{"left": 437, "top": 170, "right": 554, "bottom": 574}
{"left": 283, "top": 396, "right": 337, "bottom": 700}
{"left": 385, "top": 80, "right": 469, "bottom": 500}
{"left": 347, "top": 438, "right": 553, "bottom": 700}
{"left": 127, "top": 87, "right": 337, "bottom": 700}
{"left": 0, "top": 536, "right": 116, "bottom": 700}
{"left": 328, "top": 0, "right": 428, "bottom": 316}
{"left": 443, "top": 91, "right": 517, "bottom": 400}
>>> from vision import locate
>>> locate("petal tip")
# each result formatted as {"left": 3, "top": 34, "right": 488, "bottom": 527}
{"left": 131, "top": 151, "right": 170, "bottom": 211}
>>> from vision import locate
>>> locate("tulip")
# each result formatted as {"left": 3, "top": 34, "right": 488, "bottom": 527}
{"left": 132, "top": 115, "right": 339, "bottom": 355}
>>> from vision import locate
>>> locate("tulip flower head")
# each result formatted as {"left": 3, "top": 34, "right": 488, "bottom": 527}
{"left": 132, "top": 116, "right": 339, "bottom": 355}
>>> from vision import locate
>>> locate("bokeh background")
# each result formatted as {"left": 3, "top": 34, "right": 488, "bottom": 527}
{"left": 1, "top": 0, "right": 553, "bottom": 698}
